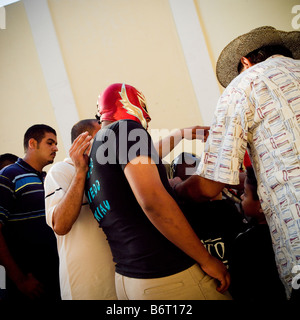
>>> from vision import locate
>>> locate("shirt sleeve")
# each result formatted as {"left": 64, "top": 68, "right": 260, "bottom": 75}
{"left": 0, "top": 172, "right": 14, "bottom": 226}
{"left": 44, "top": 161, "right": 74, "bottom": 228}
{"left": 197, "top": 87, "right": 250, "bottom": 185}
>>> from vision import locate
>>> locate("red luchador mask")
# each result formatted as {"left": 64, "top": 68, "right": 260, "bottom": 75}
{"left": 96, "top": 83, "right": 151, "bottom": 129}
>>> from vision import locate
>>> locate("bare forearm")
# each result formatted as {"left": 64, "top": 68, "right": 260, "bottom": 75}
{"left": 175, "top": 175, "right": 225, "bottom": 202}
{"left": 154, "top": 129, "right": 183, "bottom": 159}
{"left": 52, "top": 171, "right": 86, "bottom": 235}
{"left": 125, "top": 157, "right": 230, "bottom": 292}
{"left": 125, "top": 159, "right": 210, "bottom": 263}
{"left": 143, "top": 192, "right": 212, "bottom": 266}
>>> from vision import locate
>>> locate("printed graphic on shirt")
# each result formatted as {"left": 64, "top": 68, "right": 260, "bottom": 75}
{"left": 201, "top": 238, "right": 228, "bottom": 267}
{"left": 86, "top": 174, "right": 111, "bottom": 222}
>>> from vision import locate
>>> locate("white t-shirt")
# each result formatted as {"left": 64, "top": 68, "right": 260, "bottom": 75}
{"left": 45, "top": 158, "right": 117, "bottom": 300}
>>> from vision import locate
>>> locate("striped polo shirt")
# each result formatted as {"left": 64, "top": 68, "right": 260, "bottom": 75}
{"left": 0, "top": 158, "right": 60, "bottom": 298}
{"left": 0, "top": 158, "right": 47, "bottom": 226}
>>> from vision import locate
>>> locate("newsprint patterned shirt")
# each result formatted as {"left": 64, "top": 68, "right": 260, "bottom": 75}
{"left": 197, "top": 55, "right": 300, "bottom": 298}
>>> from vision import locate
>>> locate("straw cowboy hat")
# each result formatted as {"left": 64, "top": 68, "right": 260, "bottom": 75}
{"left": 216, "top": 26, "right": 300, "bottom": 88}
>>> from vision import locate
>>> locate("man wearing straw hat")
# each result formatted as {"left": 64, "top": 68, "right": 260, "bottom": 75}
{"left": 172, "top": 26, "right": 300, "bottom": 300}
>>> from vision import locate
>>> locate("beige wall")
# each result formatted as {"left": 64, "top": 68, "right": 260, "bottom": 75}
{"left": 0, "top": 0, "right": 298, "bottom": 165}
{"left": 47, "top": 0, "right": 202, "bottom": 131}
{"left": 196, "top": 0, "right": 298, "bottom": 70}
{"left": 0, "top": 1, "right": 64, "bottom": 162}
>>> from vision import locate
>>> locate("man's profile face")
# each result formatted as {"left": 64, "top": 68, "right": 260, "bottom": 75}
{"left": 35, "top": 132, "right": 58, "bottom": 165}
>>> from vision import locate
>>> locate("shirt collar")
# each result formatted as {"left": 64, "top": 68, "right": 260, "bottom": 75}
{"left": 17, "top": 158, "right": 47, "bottom": 179}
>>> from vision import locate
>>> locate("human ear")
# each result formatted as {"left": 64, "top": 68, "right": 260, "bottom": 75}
{"left": 240, "top": 57, "right": 254, "bottom": 70}
{"left": 28, "top": 138, "right": 38, "bottom": 150}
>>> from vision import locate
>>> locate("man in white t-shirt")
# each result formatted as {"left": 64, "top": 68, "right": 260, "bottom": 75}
{"left": 45, "top": 119, "right": 117, "bottom": 300}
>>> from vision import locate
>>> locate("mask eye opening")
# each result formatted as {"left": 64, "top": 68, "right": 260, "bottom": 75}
{"left": 95, "top": 113, "right": 102, "bottom": 125}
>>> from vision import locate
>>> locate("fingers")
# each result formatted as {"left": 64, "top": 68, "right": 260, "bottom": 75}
{"left": 18, "top": 273, "right": 45, "bottom": 300}
{"left": 194, "top": 126, "right": 210, "bottom": 141}
{"left": 168, "top": 176, "right": 182, "bottom": 188}
{"left": 69, "top": 132, "right": 92, "bottom": 157}
{"left": 71, "top": 132, "right": 90, "bottom": 150}
{"left": 216, "top": 270, "right": 231, "bottom": 293}
{"left": 182, "top": 126, "right": 210, "bottom": 141}
{"left": 201, "top": 255, "right": 231, "bottom": 294}
{"left": 84, "top": 140, "right": 93, "bottom": 155}
{"left": 27, "top": 273, "right": 45, "bottom": 299}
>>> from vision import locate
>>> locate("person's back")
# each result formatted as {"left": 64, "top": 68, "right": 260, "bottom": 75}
{"left": 86, "top": 83, "right": 231, "bottom": 300}
{"left": 86, "top": 120, "right": 195, "bottom": 279}
{"left": 225, "top": 55, "right": 300, "bottom": 295}
{"left": 229, "top": 166, "right": 286, "bottom": 300}
{"left": 230, "top": 223, "right": 286, "bottom": 300}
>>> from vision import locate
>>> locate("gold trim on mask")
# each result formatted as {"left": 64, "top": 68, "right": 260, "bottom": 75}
{"left": 119, "top": 83, "right": 148, "bottom": 129}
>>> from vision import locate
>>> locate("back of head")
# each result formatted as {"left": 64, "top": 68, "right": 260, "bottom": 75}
{"left": 71, "top": 119, "right": 100, "bottom": 142}
{"left": 171, "top": 152, "right": 200, "bottom": 180}
{"left": 216, "top": 26, "right": 300, "bottom": 87}
{"left": 96, "top": 83, "right": 151, "bottom": 129}
{"left": 23, "top": 124, "right": 56, "bottom": 152}
{"left": 237, "top": 45, "right": 293, "bottom": 73}
{"left": 0, "top": 153, "right": 19, "bottom": 170}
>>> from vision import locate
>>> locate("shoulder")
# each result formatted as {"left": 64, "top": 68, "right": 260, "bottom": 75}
{"left": 0, "top": 162, "right": 23, "bottom": 183}
{"left": 46, "top": 159, "right": 74, "bottom": 182}
{"left": 104, "top": 120, "right": 144, "bottom": 133}
{"left": 48, "top": 158, "right": 74, "bottom": 172}
{"left": 94, "top": 120, "right": 146, "bottom": 143}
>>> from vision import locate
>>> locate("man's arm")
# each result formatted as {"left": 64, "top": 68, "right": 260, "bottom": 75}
{"left": 0, "top": 223, "right": 44, "bottom": 299}
{"left": 124, "top": 156, "right": 230, "bottom": 293}
{"left": 172, "top": 174, "right": 226, "bottom": 202}
{"left": 50, "top": 132, "right": 92, "bottom": 235}
{"left": 154, "top": 125, "right": 210, "bottom": 159}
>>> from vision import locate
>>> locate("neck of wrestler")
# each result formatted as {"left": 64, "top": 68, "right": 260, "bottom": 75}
{"left": 101, "top": 120, "right": 114, "bottom": 128}
{"left": 101, "top": 119, "right": 150, "bottom": 131}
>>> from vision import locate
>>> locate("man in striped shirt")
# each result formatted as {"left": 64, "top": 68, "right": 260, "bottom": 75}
{"left": 0, "top": 124, "right": 61, "bottom": 300}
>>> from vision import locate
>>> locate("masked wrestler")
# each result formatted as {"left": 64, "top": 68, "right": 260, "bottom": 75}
{"left": 85, "top": 83, "right": 231, "bottom": 300}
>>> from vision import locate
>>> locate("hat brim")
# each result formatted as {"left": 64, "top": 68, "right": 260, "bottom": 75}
{"left": 216, "top": 26, "right": 300, "bottom": 88}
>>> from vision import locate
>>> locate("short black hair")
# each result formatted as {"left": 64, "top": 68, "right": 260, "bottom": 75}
{"left": 23, "top": 124, "right": 56, "bottom": 152}
{"left": 238, "top": 45, "right": 293, "bottom": 74}
{"left": 245, "top": 166, "right": 259, "bottom": 201}
{"left": 0, "top": 153, "right": 18, "bottom": 170}
{"left": 71, "top": 119, "right": 99, "bottom": 143}
{"left": 171, "top": 152, "right": 200, "bottom": 180}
